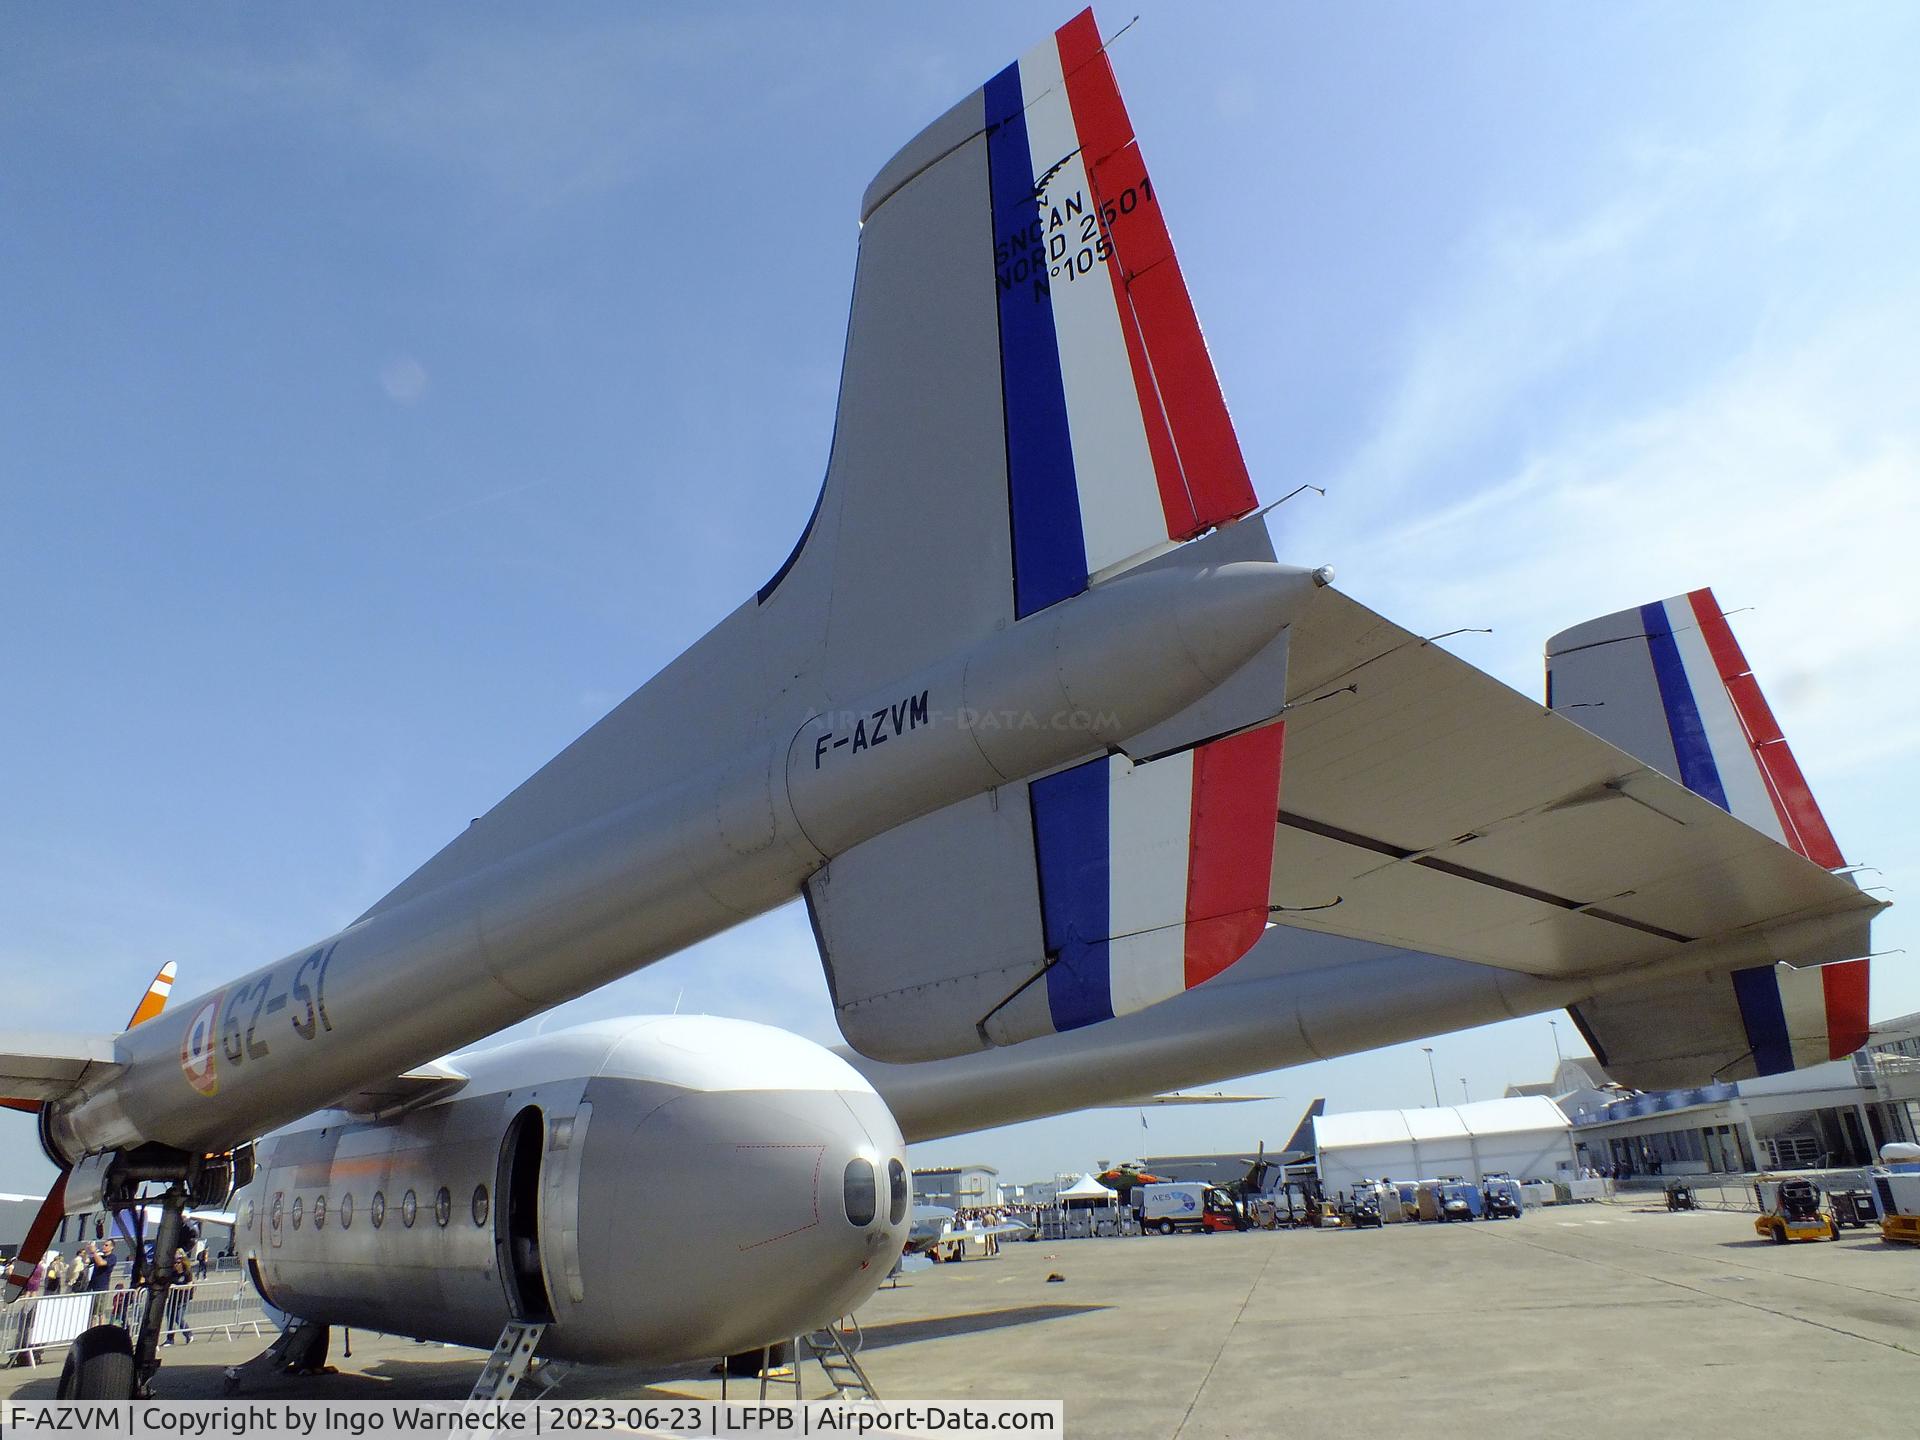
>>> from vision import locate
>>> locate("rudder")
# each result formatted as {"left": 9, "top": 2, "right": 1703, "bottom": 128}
{"left": 809, "top": 723, "right": 1284, "bottom": 1063}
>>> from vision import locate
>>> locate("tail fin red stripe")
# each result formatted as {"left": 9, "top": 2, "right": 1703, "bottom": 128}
{"left": 1822, "top": 958, "right": 1871, "bottom": 1058}
{"left": 1053, "top": 14, "right": 1194, "bottom": 540}
{"left": 1686, "top": 590, "right": 1844, "bottom": 868}
{"left": 1056, "top": 10, "right": 1255, "bottom": 535}
{"left": 1183, "top": 722, "right": 1284, "bottom": 988}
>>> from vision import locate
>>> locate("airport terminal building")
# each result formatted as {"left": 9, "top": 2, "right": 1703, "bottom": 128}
{"left": 1565, "top": 1015, "right": 1920, "bottom": 1175}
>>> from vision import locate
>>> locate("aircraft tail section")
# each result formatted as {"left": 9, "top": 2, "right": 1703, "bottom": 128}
{"left": 1281, "top": 1098, "right": 1325, "bottom": 1159}
{"left": 981, "top": 9, "right": 1257, "bottom": 603}
{"left": 1548, "top": 589, "right": 1869, "bottom": 1077}
{"left": 1546, "top": 588, "right": 1845, "bottom": 866}
{"left": 1571, "top": 952, "right": 1871, "bottom": 1088}
{"left": 364, "top": 8, "right": 1271, "bottom": 925}
{"left": 809, "top": 723, "right": 1283, "bottom": 1062}
{"left": 770, "top": 5, "right": 1259, "bottom": 643}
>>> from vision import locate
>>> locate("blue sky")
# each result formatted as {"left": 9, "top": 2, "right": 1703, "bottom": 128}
{"left": 3, "top": 2, "right": 1915, "bottom": 1193}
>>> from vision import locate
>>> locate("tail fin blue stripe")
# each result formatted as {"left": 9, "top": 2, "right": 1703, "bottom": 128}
{"left": 1731, "top": 965, "right": 1795, "bottom": 1074}
{"left": 1031, "top": 756, "right": 1113, "bottom": 1030}
{"left": 1640, "top": 602, "right": 1730, "bottom": 811}
{"left": 986, "top": 63, "right": 1089, "bottom": 620}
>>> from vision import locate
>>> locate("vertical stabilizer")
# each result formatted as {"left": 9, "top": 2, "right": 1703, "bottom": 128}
{"left": 1548, "top": 590, "right": 1868, "bottom": 1070}
{"left": 1546, "top": 589, "right": 1843, "bottom": 866}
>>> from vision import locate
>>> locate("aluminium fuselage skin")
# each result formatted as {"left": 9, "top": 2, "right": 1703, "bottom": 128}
{"left": 47, "top": 559, "right": 1317, "bottom": 1165}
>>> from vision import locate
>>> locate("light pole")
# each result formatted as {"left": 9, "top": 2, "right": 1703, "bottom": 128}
{"left": 1421, "top": 1046, "right": 1439, "bottom": 1106}
{"left": 1549, "top": 1017, "right": 1563, "bottom": 1064}
{"left": 1460, "top": 1078, "right": 1469, "bottom": 1104}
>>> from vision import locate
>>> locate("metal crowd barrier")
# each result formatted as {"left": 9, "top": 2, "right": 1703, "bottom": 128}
{"left": 1032, "top": 1205, "right": 1139, "bottom": 1240}
{"left": 2, "top": 1279, "right": 272, "bottom": 1367}
{"left": 1614, "top": 1167, "right": 1877, "bottom": 1214}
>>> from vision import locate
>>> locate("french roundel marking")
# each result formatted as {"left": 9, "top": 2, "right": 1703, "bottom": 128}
{"left": 180, "top": 993, "right": 223, "bottom": 1096}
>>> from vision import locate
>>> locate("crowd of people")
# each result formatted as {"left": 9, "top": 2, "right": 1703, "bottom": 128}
{"left": 11, "top": 1223, "right": 214, "bottom": 1348}
{"left": 949, "top": 1205, "right": 1037, "bottom": 1229}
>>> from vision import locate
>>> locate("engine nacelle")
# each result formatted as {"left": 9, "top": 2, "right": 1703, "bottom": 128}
{"left": 231, "top": 1016, "right": 909, "bottom": 1365}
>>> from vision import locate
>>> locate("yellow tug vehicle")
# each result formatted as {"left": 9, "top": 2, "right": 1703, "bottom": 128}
{"left": 1754, "top": 1178, "right": 1838, "bottom": 1244}
{"left": 1874, "top": 1144, "right": 1920, "bottom": 1245}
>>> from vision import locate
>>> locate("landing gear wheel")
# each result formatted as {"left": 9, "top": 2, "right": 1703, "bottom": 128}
{"left": 58, "top": 1326, "right": 135, "bottom": 1400}
{"left": 1157, "top": 1219, "right": 1175, "bottom": 1236}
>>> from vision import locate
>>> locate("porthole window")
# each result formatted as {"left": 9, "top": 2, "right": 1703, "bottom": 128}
{"left": 291, "top": 1197, "right": 304, "bottom": 1230}
{"left": 371, "top": 1191, "right": 386, "bottom": 1229}
{"left": 435, "top": 1186, "right": 452, "bottom": 1228}
{"left": 340, "top": 1193, "right": 354, "bottom": 1230}
{"left": 269, "top": 1195, "right": 283, "bottom": 1233}
{"left": 471, "top": 1185, "right": 489, "bottom": 1227}
{"left": 843, "top": 1158, "right": 877, "bottom": 1227}
{"left": 401, "top": 1189, "right": 418, "bottom": 1228}
{"left": 313, "top": 1194, "right": 327, "bottom": 1230}
{"left": 888, "top": 1159, "right": 909, "bottom": 1226}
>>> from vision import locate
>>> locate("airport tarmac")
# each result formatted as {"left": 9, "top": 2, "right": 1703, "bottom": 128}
{"left": 5, "top": 1201, "right": 1917, "bottom": 1434}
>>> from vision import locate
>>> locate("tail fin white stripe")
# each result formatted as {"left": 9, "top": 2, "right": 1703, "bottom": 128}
{"left": 1776, "top": 964, "right": 1833, "bottom": 1071}
{"left": 1105, "top": 750, "right": 1195, "bottom": 1016}
{"left": 1660, "top": 597, "right": 1788, "bottom": 845}
{"left": 1016, "top": 38, "right": 1169, "bottom": 578}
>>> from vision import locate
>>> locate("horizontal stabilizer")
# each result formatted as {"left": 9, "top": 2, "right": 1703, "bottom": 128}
{"left": 0, "top": 1032, "right": 119, "bottom": 1106}
{"left": 1264, "top": 587, "right": 1881, "bottom": 999}
{"left": 1098, "top": 1090, "right": 1273, "bottom": 1108}
{"left": 810, "top": 724, "right": 1284, "bottom": 1062}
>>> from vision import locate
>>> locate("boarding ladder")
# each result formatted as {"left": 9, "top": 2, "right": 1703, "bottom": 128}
{"left": 803, "top": 1318, "right": 879, "bottom": 1402}
{"left": 471, "top": 1320, "right": 556, "bottom": 1401}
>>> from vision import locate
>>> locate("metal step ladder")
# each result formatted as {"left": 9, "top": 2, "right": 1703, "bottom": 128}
{"left": 802, "top": 1319, "right": 878, "bottom": 1402}
{"left": 470, "top": 1321, "right": 548, "bottom": 1401}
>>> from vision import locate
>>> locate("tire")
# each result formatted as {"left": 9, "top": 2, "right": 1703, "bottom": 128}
{"left": 58, "top": 1326, "right": 135, "bottom": 1400}
{"left": 1769, "top": 1224, "right": 1787, "bottom": 1245}
{"left": 1157, "top": 1219, "right": 1175, "bottom": 1236}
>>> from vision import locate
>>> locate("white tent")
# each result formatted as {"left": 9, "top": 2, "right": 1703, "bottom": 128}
{"left": 1314, "top": 1097, "right": 1575, "bottom": 1195}
{"left": 1056, "top": 1173, "right": 1119, "bottom": 1204}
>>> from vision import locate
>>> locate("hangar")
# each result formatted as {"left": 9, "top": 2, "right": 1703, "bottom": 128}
{"left": 1314, "top": 1096, "right": 1576, "bottom": 1194}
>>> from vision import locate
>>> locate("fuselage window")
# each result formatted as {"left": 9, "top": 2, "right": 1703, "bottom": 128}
{"left": 401, "top": 1189, "right": 418, "bottom": 1229}
{"left": 844, "top": 1159, "right": 877, "bottom": 1227}
{"left": 435, "top": 1186, "right": 452, "bottom": 1228}
{"left": 371, "top": 1191, "right": 386, "bottom": 1229}
{"left": 291, "top": 1196, "right": 304, "bottom": 1230}
{"left": 888, "top": 1158, "right": 909, "bottom": 1226}
{"left": 472, "top": 1184, "right": 490, "bottom": 1227}
{"left": 313, "top": 1194, "right": 327, "bottom": 1230}
{"left": 340, "top": 1193, "right": 354, "bottom": 1230}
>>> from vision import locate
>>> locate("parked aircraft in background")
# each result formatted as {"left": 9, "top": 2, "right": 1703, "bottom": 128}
{"left": 0, "top": 6, "right": 1885, "bottom": 1401}
{"left": 900, "top": 1208, "right": 1033, "bottom": 1265}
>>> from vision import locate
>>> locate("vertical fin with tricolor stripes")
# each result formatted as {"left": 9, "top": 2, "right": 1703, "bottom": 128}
{"left": 771, "top": 9, "right": 1288, "bottom": 1064}
{"left": 1547, "top": 590, "right": 1867, "bottom": 1068}
{"left": 986, "top": 9, "right": 1257, "bottom": 617}
{"left": 1029, "top": 724, "right": 1284, "bottom": 1034}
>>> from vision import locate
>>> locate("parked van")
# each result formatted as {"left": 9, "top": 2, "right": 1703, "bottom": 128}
{"left": 1135, "top": 1183, "right": 1247, "bottom": 1235}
